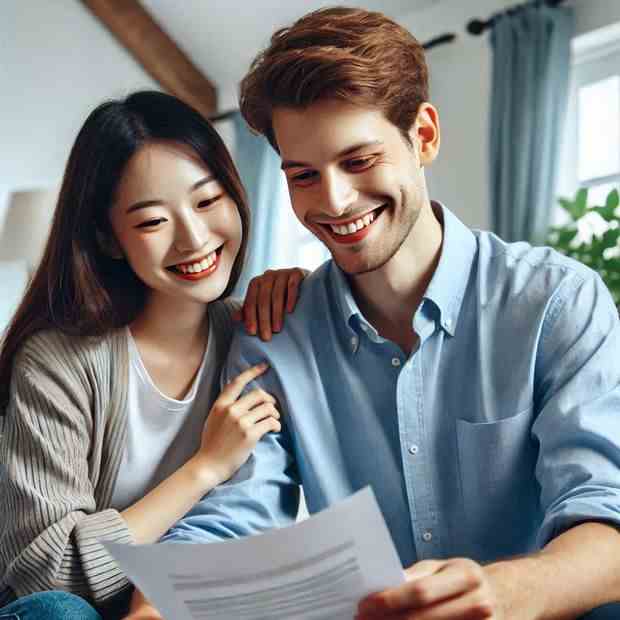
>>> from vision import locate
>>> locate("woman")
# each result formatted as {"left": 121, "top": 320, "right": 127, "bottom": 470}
{"left": 0, "top": 91, "right": 304, "bottom": 619}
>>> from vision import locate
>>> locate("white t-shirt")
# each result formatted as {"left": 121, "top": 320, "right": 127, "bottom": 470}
{"left": 111, "top": 303, "right": 233, "bottom": 510}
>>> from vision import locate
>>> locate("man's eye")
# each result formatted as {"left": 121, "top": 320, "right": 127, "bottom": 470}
{"left": 198, "top": 195, "right": 223, "bottom": 209}
{"left": 291, "top": 171, "right": 318, "bottom": 186}
{"left": 136, "top": 218, "right": 166, "bottom": 229}
{"left": 345, "top": 156, "right": 375, "bottom": 171}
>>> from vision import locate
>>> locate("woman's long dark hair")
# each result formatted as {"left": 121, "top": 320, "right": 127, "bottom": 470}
{"left": 0, "top": 91, "right": 250, "bottom": 413}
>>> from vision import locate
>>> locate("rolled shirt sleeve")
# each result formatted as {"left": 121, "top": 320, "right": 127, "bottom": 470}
{"left": 533, "top": 272, "right": 620, "bottom": 546}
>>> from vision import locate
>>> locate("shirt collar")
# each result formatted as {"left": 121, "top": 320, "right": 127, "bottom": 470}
{"left": 423, "top": 202, "right": 477, "bottom": 336}
{"left": 328, "top": 201, "right": 477, "bottom": 338}
{"left": 329, "top": 261, "right": 366, "bottom": 334}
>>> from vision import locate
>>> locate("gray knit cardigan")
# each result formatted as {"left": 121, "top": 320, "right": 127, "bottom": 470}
{"left": 0, "top": 300, "right": 236, "bottom": 606}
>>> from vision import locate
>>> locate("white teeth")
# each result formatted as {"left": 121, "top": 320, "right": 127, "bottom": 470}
{"left": 175, "top": 250, "right": 218, "bottom": 274}
{"left": 329, "top": 211, "right": 379, "bottom": 236}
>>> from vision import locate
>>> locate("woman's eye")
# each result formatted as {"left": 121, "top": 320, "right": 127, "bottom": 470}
{"left": 198, "top": 194, "right": 223, "bottom": 209}
{"left": 345, "top": 156, "right": 375, "bottom": 171}
{"left": 135, "top": 218, "right": 166, "bottom": 229}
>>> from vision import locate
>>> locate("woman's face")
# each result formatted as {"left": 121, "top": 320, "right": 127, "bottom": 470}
{"left": 109, "top": 141, "right": 242, "bottom": 306}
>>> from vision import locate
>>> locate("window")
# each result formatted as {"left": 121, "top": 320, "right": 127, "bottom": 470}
{"left": 557, "top": 22, "right": 620, "bottom": 212}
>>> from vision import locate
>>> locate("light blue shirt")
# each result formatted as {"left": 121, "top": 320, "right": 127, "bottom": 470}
{"left": 163, "top": 203, "right": 620, "bottom": 568}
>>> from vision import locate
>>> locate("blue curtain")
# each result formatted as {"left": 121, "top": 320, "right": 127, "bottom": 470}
{"left": 489, "top": 1, "right": 574, "bottom": 243}
{"left": 230, "top": 112, "right": 287, "bottom": 296}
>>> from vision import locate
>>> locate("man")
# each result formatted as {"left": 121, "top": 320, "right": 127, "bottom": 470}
{"left": 130, "top": 7, "right": 620, "bottom": 619}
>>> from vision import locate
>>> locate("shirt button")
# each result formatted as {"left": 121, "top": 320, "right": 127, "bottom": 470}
{"left": 350, "top": 336, "right": 358, "bottom": 351}
{"left": 408, "top": 444, "right": 419, "bottom": 455}
{"left": 422, "top": 530, "right": 433, "bottom": 542}
{"left": 391, "top": 357, "right": 401, "bottom": 367}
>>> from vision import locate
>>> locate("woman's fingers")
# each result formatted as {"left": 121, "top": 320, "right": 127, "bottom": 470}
{"left": 257, "top": 272, "right": 275, "bottom": 341}
{"left": 240, "top": 268, "right": 309, "bottom": 339}
{"left": 271, "top": 273, "right": 288, "bottom": 333}
{"left": 286, "top": 268, "right": 307, "bottom": 313}
{"left": 249, "top": 415, "right": 282, "bottom": 441}
{"left": 233, "top": 388, "right": 276, "bottom": 413}
{"left": 242, "top": 277, "right": 260, "bottom": 335}
{"left": 219, "top": 363, "right": 269, "bottom": 404}
{"left": 239, "top": 403, "right": 281, "bottom": 430}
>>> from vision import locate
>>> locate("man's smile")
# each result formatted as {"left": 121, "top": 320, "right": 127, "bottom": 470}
{"left": 318, "top": 204, "right": 387, "bottom": 245}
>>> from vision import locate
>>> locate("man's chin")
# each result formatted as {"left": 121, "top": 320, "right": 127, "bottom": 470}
{"left": 330, "top": 251, "right": 386, "bottom": 277}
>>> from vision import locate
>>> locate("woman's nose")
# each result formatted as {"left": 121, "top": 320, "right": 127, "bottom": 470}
{"left": 174, "top": 212, "right": 209, "bottom": 253}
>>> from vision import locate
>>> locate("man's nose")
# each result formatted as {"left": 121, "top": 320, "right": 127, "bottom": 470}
{"left": 174, "top": 212, "right": 209, "bottom": 253}
{"left": 321, "top": 169, "right": 358, "bottom": 218}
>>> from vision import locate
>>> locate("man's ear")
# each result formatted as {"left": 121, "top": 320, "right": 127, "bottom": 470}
{"left": 96, "top": 229, "right": 124, "bottom": 260}
{"left": 408, "top": 102, "right": 440, "bottom": 167}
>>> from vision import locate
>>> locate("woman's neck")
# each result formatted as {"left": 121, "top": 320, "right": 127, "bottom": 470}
{"left": 130, "top": 293, "right": 209, "bottom": 354}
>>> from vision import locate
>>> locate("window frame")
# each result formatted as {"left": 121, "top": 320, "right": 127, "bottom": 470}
{"left": 558, "top": 24, "right": 620, "bottom": 208}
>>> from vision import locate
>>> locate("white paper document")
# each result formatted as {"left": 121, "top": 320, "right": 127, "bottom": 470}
{"left": 105, "top": 487, "right": 404, "bottom": 620}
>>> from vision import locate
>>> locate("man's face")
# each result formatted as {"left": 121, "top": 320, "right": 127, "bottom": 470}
{"left": 273, "top": 99, "right": 438, "bottom": 275}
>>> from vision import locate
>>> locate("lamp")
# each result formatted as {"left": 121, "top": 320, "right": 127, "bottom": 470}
{"left": 0, "top": 188, "right": 58, "bottom": 272}
{"left": 0, "top": 188, "right": 58, "bottom": 331}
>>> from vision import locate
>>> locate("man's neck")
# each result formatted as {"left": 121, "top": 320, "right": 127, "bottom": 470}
{"left": 349, "top": 201, "right": 443, "bottom": 354}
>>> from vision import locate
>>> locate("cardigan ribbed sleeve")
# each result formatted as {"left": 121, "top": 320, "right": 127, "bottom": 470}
{"left": 0, "top": 329, "right": 132, "bottom": 605}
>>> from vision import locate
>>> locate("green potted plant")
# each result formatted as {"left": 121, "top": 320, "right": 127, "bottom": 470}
{"left": 547, "top": 187, "right": 620, "bottom": 305}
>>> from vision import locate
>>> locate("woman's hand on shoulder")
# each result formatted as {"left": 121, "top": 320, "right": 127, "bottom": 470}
{"left": 235, "top": 267, "right": 309, "bottom": 341}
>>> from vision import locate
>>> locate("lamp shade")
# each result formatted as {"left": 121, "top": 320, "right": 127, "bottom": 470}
{"left": 0, "top": 188, "right": 58, "bottom": 272}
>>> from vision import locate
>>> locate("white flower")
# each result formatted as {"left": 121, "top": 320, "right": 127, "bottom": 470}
{"left": 569, "top": 211, "right": 609, "bottom": 248}
{"left": 603, "top": 246, "right": 620, "bottom": 260}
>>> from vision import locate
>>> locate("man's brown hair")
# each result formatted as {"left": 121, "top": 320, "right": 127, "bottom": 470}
{"left": 239, "top": 6, "right": 429, "bottom": 150}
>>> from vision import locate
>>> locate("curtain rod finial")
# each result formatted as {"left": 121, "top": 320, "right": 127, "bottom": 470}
{"left": 467, "top": 18, "right": 487, "bottom": 35}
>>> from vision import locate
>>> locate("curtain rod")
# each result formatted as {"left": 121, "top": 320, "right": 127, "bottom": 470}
{"left": 209, "top": 32, "right": 458, "bottom": 122}
{"left": 467, "top": 0, "right": 567, "bottom": 36}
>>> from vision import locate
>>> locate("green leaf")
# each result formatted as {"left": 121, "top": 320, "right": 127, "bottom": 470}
{"left": 557, "top": 197, "right": 574, "bottom": 214}
{"left": 572, "top": 188, "right": 589, "bottom": 220}
{"left": 592, "top": 204, "right": 617, "bottom": 222}
{"left": 606, "top": 188, "right": 619, "bottom": 210}
{"left": 601, "top": 228, "right": 620, "bottom": 248}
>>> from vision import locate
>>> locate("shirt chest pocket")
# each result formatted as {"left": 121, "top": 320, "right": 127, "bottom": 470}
{"left": 455, "top": 407, "right": 541, "bottom": 561}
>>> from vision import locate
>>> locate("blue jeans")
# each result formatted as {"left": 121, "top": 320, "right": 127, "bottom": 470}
{"left": 0, "top": 591, "right": 101, "bottom": 620}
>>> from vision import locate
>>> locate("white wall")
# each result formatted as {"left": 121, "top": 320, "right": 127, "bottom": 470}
{"left": 0, "top": 1, "right": 157, "bottom": 197}
{"left": 398, "top": 0, "right": 620, "bottom": 231}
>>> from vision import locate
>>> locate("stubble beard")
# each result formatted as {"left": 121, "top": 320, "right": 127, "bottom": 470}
{"left": 329, "top": 189, "right": 421, "bottom": 276}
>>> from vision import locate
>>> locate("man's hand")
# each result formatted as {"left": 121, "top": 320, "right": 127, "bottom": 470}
{"left": 357, "top": 558, "right": 499, "bottom": 620}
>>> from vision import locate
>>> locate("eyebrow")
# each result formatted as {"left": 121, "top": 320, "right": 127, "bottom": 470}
{"left": 281, "top": 141, "right": 383, "bottom": 171}
{"left": 125, "top": 175, "right": 216, "bottom": 214}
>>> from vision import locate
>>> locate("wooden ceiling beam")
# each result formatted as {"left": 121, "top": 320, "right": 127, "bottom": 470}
{"left": 81, "top": 0, "right": 217, "bottom": 117}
